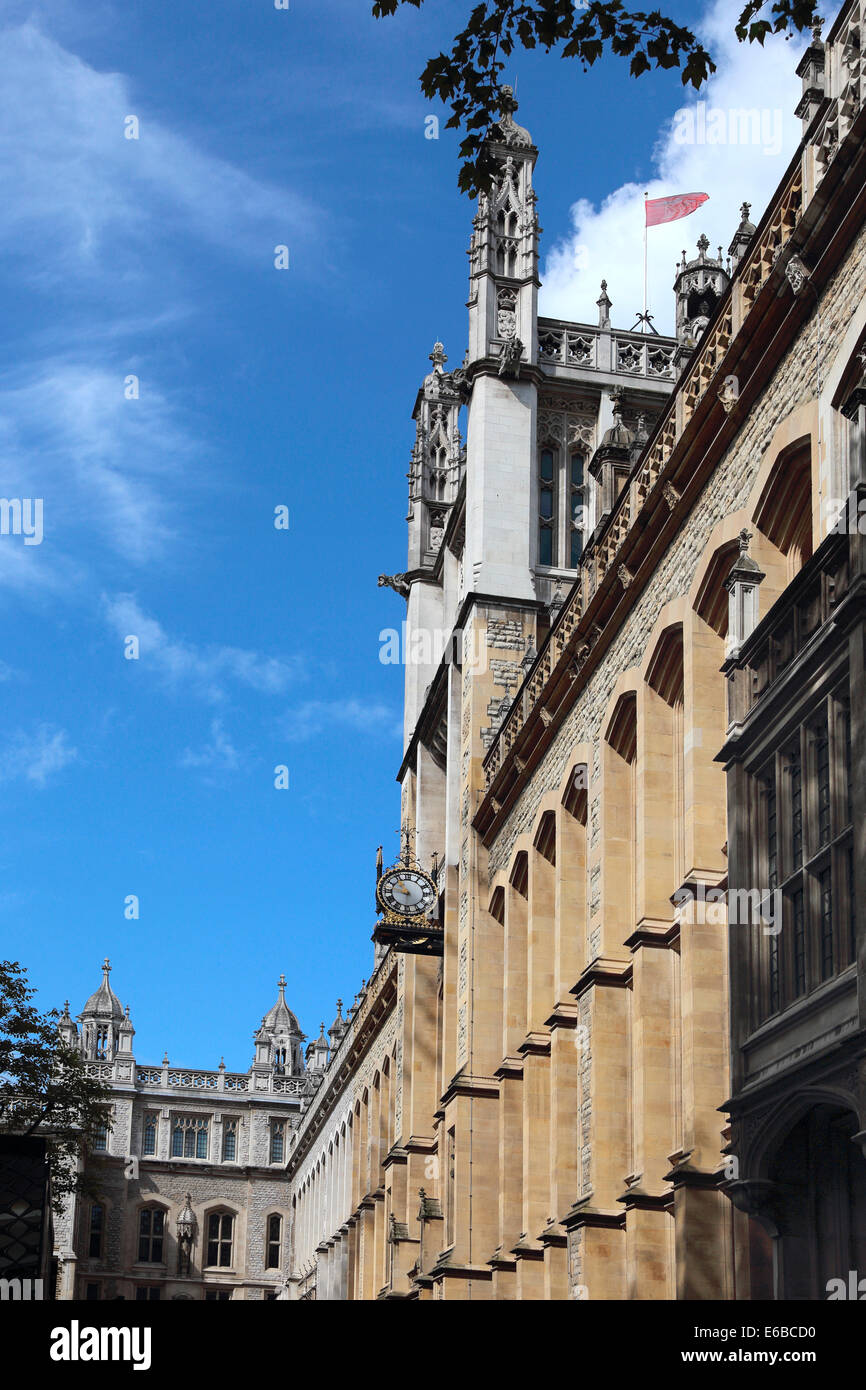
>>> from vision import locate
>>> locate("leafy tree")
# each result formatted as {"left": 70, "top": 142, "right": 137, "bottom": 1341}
{"left": 0, "top": 959, "right": 111, "bottom": 1211}
{"left": 372, "top": 0, "right": 822, "bottom": 192}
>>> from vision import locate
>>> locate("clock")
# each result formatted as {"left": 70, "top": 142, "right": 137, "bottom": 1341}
{"left": 376, "top": 865, "right": 437, "bottom": 920}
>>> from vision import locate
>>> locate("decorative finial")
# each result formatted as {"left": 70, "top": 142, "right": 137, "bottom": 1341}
{"left": 429, "top": 342, "right": 447, "bottom": 370}
{"left": 738, "top": 528, "right": 753, "bottom": 555}
{"left": 124, "top": 1005, "right": 130, "bottom": 1018}
{"left": 277, "top": 973, "right": 286, "bottom": 997}
{"left": 162, "top": 1050, "right": 169, "bottom": 1066}
{"left": 102, "top": 958, "right": 111, "bottom": 976}
{"left": 812, "top": 16, "right": 823, "bottom": 42}
{"left": 597, "top": 280, "right": 612, "bottom": 327}
{"left": 740, "top": 201, "right": 751, "bottom": 222}
{"left": 498, "top": 84, "right": 518, "bottom": 118}
{"left": 219, "top": 1056, "right": 225, "bottom": 1070}
{"left": 336, "top": 999, "right": 343, "bottom": 1017}
{"left": 697, "top": 233, "right": 710, "bottom": 256}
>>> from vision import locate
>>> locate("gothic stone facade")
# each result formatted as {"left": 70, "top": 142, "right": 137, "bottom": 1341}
{"left": 55, "top": 963, "right": 334, "bottom": 1302}
{"left": 284, "top": 0, "right": 866, "bottom": 1301}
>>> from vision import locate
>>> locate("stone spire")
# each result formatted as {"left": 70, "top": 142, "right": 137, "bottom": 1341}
{"left": 253, "top": 973, "right": 304, "bottom": 1076}
{"left": 728, "top": 201, "right": 756, "bottom": 272}
{"left": 78, "top": 959, "right": 126, "bottom": 1061}
{"left": 673, "top": 236, "right": 731, "bottom": 371}
{"left": 596, "top": 280, "right": 612, "bottom": 329}
{"left": 328, "top": 999, "right": 347, "bottom": 1050}
{"left": 467, "top": 84, "right": 540, "bottom": 365}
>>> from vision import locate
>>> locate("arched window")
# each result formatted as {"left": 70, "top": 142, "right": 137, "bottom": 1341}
{"left": 570, "top": 452, "right": 586, "bottom": 566}
{"left": 137, "top": 1207, "right": 165, "bottom": 1264}
{"left": 92, "top": 1114, "right": 109, "bottom": 1152}
{"left": 538, "top": 447, "right": 556, "bottom": 566}
{"left": 206, "top": 1211, "right": 234, "bottom": 1268}
{"left": 222, "top": 1119, "right": 238, "bottom": 1162}
{"left": 538, "top": 447, "right": 586, "bottom": 569}
{"left": 270, "top": 1120, "right": 286, "bottom": 1164}
{"left": 266, "top": 1214, "right": 282, "bottom": 1270}
{"left": 171, "top": 1115, "right": 209, "bottom": 1159}
{"left": 142, "top": 1114, "right": 157, "bottom": 1157}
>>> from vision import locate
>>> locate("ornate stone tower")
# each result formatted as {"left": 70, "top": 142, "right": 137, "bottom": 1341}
{"left": 467, "top": 84, "right": 540, "bottom": 367}
{"left": 672, "top": 234, "right": 731, "bottom": 371}
{"left": 406, "top": 343, "right": 465, "bottom": 577}
{"left": 464, "top": 86, "right": 541, "bottom": 602}
{"left": 252, "top": 973, "right": 305, "bottom": 1077}
{"left": 76, "top": 959, "right": 134, "bottom": 1063}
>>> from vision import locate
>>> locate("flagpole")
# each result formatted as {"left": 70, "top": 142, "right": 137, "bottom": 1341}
{"left": 643, "top": 191, "right": 648, "bottom": 332}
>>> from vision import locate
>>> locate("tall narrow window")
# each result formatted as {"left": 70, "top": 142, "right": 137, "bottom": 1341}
{"left": 538, "top": 448, "right": 556, "bottom": 566}
{"left": 815, "top": 719, "right": 831, "bottom": 848}
{"left": 266, "top": 1214, "right": 282, "bottom": 1270}
{"left": 93, "top": 1115, "right": 108, "bottom": 1152}
{"left": 789, "top": 742, "right": 803, "bottom": 872}
{"left": 137, "top": 1208, "right": 165, "bottom": 1264}
{"left": 270, "top": 1121, "right": 285, "bottom": 1164}
{"left": 792, "top": 888, "right": 806, "bottom": 998}
{"left": 143, "top": 1115, "right": 157, "bottom": 1157}
{"left": 570, "top": 453, "right": 585, "bottom": 567}
{"left": 222, "top": 1119, "right": 237, "bottom": 1162}
{"left": 206, "top": 1212, "right": 234, "bottom": 1269}
{"left": 848, "top": 847, "right": 857, "bottom": 964}
{"left": 88, "top": 1204, "right": 104, "bottom": 1259}
{"left": 766, "top": 775, "right": 778, "bottom": 892}
{"left": 819, "top": 868, "right": 834, "bottom": 981}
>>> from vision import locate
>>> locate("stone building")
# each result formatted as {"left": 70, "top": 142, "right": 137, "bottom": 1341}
{"left": 55, "top": 961, "right": 325, "bottom": 1301}
{"left": 284, "top": 0, "right": 865, "bottom": 1300}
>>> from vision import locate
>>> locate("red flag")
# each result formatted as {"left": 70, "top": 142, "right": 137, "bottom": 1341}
{"left": 645, "top": 192, "right": 709, "bottom": 227}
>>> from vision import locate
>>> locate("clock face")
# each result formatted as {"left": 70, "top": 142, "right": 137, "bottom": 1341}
{"left": 378, "top": 867, "right": 437, "bottom": 919}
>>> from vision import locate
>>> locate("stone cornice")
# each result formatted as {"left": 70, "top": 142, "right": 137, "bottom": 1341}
{"left": 439, "top": 1071, "right": 500, "bottom": 1107}
{"left": 517, "top": 1030, "right": 551, "bottom": 1058}
{"left": 545, "top": 1001, "right": 580, "bottom": 1030}
{"left": 570, "top": 956, "right": 632, "bottom": 999}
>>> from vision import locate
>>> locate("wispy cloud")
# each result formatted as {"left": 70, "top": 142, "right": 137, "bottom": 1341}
{"left": 282, "top": 698, "right": 400, "bottom": 743}
{"left": 103, "top": 594, "right": 303, "bottom": 702}
{"left": 0, "top": 363, "right": 201, "bottom": 580}
{"left": 541, "top": 0, "right": 806, "bottom": 332}
{"left": 0, "top": 20, "right": 319, "bottom": 286}
{"left": 180, "top": 718, "right": 240, "bottom": 776}
{"left": 0, "top": 724, "right": 78, "bottom": 786}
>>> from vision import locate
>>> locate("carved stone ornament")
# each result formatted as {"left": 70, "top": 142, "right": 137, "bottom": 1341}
{"left": 785, "top": 252, "right": 812, "bottom": 297}
{"left": 378, "top": 573, "right": 411, "bottom": 598}
{"left": 498, "top": 335, "right": 525, "bottom": 379}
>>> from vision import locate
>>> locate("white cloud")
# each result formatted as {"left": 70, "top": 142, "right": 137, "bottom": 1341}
{"left": 282, "top": 698, "right": 400, "bottom": 742}
{"left": 541, "top": 0, "right": 807, "bottom": 333}
{"left": 103, "top": 594, "right": 302, "bottom": 702}
{"left": 180, "top": 718, "right": 240, "bottom": 774}
{"left": 0, "top": 21, "right": 318, "bottom": 284}
{"left": 0, "top": 363, "right": 201, "bottom": 580}
{"left": 0, "top": 724, "right": 77, "bottom": 786}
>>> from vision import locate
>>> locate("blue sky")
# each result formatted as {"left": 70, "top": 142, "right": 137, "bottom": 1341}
{"left": 0, "top": 0, "right": 805, "bottom": 1067}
